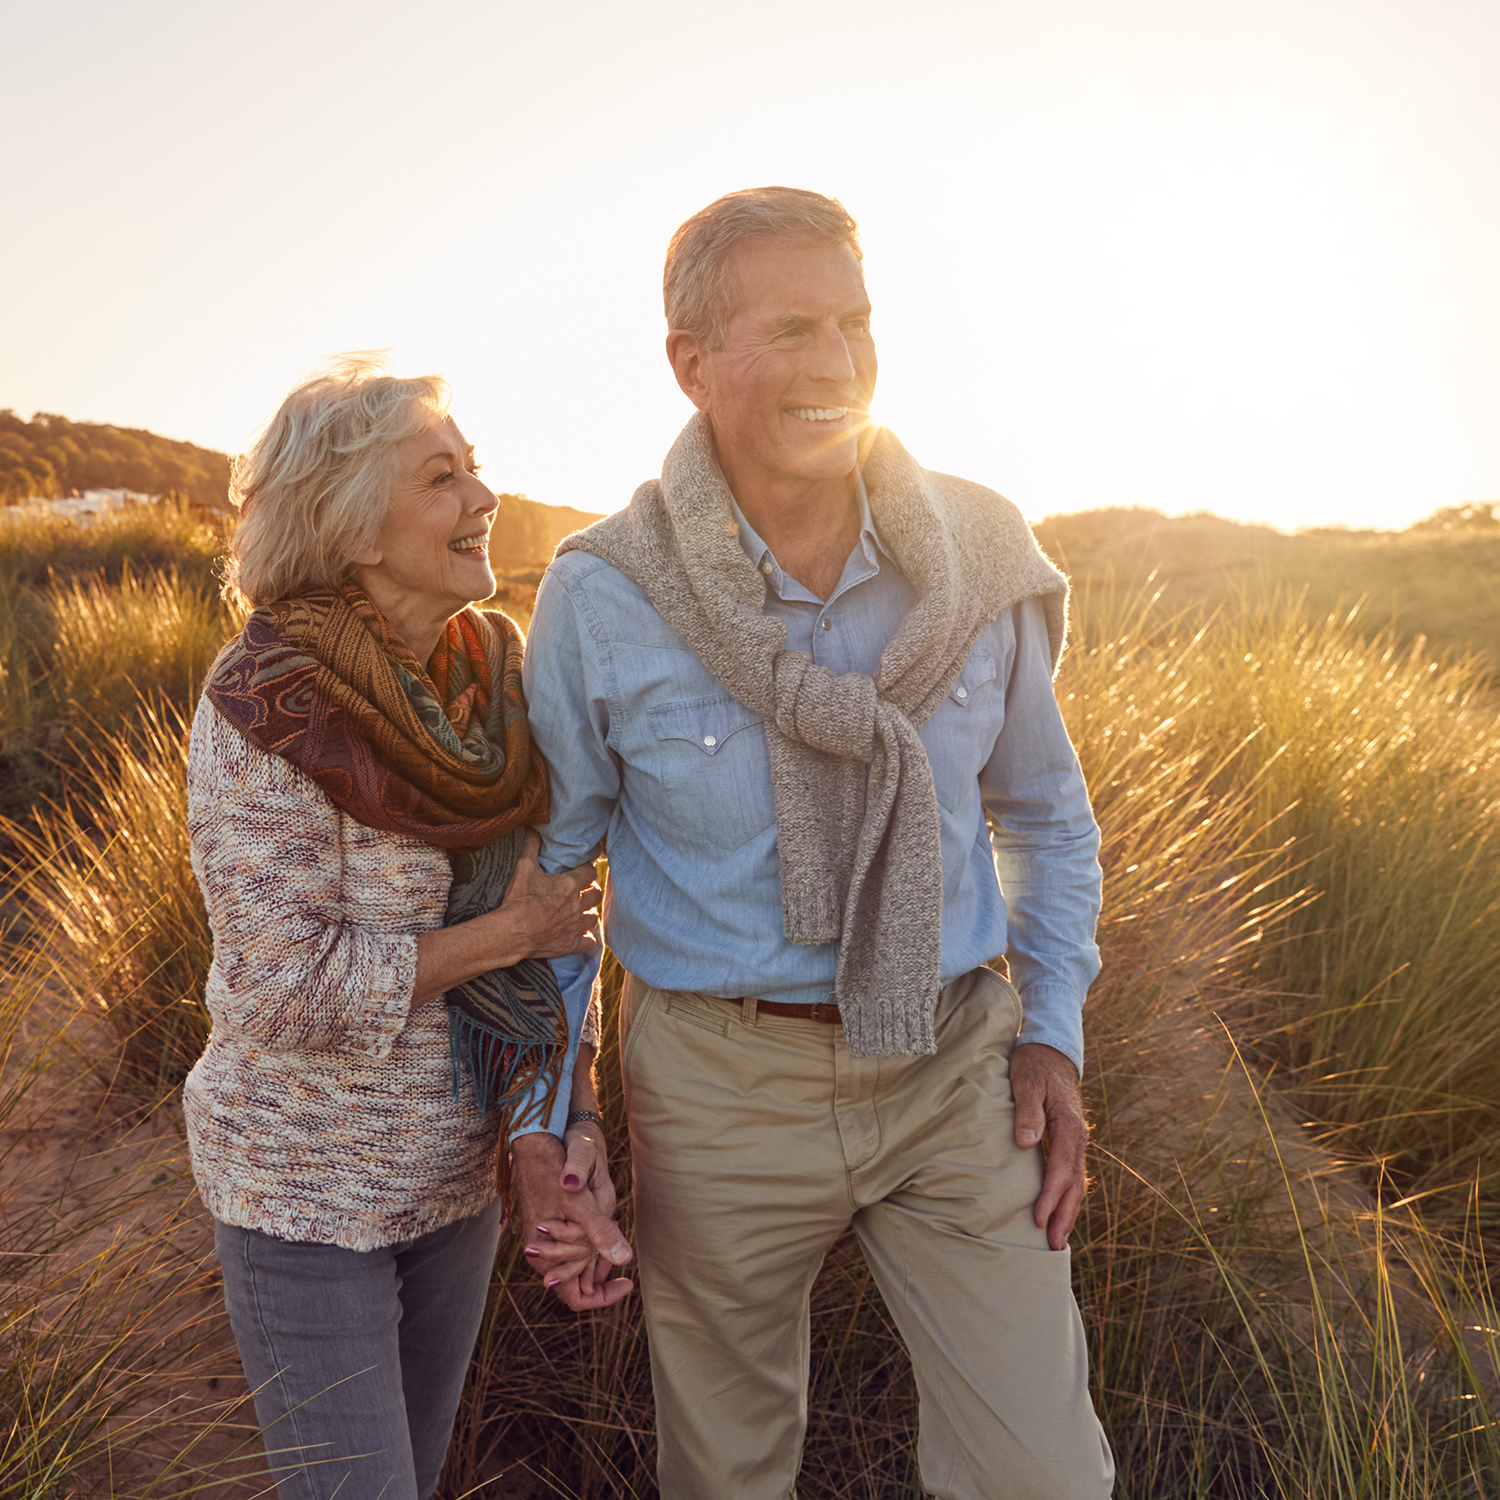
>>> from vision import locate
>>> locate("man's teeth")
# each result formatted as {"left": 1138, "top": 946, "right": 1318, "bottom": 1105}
{"left": 788, "top": 407, "right": 848, "bottom": 422}
{"left": 448, "top": 535, "right": 488, "bottom": 553}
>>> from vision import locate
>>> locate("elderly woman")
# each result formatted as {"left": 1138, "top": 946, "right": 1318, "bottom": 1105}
{"left": 184, "top": 357, "right": 631, "bottom": 1500}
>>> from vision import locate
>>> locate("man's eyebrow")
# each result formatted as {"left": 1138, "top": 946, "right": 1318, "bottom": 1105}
{"left": 771, "top": 303, "right": 872, "bottom": 331}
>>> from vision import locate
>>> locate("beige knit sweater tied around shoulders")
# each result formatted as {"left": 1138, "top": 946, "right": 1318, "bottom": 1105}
{"left": 182, "top": 695, "right": 594, "bottom": 1253}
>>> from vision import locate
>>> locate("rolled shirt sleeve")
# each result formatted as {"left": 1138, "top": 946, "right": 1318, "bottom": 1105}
{"left": 513, "top": 568, "right": 615, "bottom": 1136}
{"left": 983, "top": 598, "right": 1103, "bottom": 1074}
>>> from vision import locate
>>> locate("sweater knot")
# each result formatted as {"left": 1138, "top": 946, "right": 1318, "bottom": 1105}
{"left": 771, "top": 651, "right": 878, "bottom": 760}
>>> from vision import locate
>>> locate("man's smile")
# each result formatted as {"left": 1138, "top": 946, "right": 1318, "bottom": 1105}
{"left": 786, "top": 406, "right": 849, "bottom": 422}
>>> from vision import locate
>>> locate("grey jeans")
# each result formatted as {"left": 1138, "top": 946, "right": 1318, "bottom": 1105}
{"left": 214, "top": 1202, "right": 503, "bottom": 1500}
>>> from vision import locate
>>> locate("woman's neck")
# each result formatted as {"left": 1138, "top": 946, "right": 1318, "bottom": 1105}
{"left": 349, "top": 573, "right": 454, "bottom": 667}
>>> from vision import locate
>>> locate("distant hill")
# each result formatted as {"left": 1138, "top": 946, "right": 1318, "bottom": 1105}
{"left": 489, "top": 491, "right": 601, "bottom": 568}
{"left": 0, "top": 408, "right": 602, "bottom": 566}
{"left": 0, "top": 410, "right": 232, "bottom": 509}
{"left": 1034, "top": 505, "right": 1500, "bottom": 672}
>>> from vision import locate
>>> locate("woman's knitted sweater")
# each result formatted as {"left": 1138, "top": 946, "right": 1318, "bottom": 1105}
{"left": 183, "top": 695, "right": 594, "bottom": 1252}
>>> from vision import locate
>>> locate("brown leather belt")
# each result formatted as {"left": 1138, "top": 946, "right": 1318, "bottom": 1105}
{"left": 718, "top": 996, "right": 843, "bottom": 1025}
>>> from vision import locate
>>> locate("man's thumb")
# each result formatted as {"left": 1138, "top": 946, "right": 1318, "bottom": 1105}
{"left": 576, "top": 1200, "right": 632, "bottom": 1265}
{"left": 1014, "top": 1085, "right": 1046, "bottom": 1150}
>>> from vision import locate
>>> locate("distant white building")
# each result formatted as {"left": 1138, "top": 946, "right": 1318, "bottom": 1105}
{"left": 7, "top": 488, "right": 158, "bottom": 522}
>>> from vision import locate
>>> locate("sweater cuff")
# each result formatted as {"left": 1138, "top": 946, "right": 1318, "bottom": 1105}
{"left": 345, "top": 933, "right": 419, "bottom": 1060}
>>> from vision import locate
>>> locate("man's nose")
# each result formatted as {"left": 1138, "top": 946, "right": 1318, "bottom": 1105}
{"left": 809, "top": 323, "right": 857, "bottom": 386}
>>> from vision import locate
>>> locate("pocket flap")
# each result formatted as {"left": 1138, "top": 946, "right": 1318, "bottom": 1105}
{"left": 949, "top": 654, "right": 998, "bottom": 706}
{"left": 648, "top": 695, "right": 763, "bottom": 756}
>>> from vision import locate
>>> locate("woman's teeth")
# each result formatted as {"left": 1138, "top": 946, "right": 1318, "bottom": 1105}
{"left": 448, "top": 535, "right": 488, "bottom": 554}
{"left": 788, "top": 407, "right": 848, "bottom": 422}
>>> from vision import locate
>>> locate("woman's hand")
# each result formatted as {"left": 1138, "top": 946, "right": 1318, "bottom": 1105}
{"left": 512, "top": 1130, "right": 633, "bottom": 1311}
{"left": 495, "top": 829, "right": 602, "bottom": 961}
{"left": 410, "top": 829, "right": 599, "bottom": 1006}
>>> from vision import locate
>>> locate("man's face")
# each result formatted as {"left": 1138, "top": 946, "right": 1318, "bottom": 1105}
{"left": 692, "top": 237, "right": 877, "bottom": 492}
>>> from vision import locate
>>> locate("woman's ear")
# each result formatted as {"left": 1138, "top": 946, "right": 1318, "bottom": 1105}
{"left": 349, "top": 545, "right": 383, "bottom": 567}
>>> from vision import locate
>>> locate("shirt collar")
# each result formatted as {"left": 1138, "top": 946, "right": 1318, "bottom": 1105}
{"left": 728, "top": 472, "right": 886, "bottom": 592}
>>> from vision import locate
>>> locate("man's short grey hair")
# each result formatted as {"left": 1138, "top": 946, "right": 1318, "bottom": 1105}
{"left": 224, "top": 353, "right": 449, "bottom": 609}
{"left": 664, "top": 187, "right": 862, "bottom": 349}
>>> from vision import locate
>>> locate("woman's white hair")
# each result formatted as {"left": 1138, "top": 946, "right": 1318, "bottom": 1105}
{"left": 224, "top": 353, "right": 450, "bottom": 609}
{"left": 663, "top": 186, "right": 862, "bottom": 350}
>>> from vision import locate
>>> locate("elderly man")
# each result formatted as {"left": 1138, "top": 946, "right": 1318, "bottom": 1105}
{"left": 522, "top": 186, "right": 1114, "bottom": 1499}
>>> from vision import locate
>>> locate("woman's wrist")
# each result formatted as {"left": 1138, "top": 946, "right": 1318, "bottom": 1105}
{"left": 411, "top": 909, "right": 528, "bottom": 1007}
{"left": 470, "top": 904, "right": 532, "bottom": 970}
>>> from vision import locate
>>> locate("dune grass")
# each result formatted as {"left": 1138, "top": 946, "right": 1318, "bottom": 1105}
{"left": 0, "top": 936, "right": 263, "bottom": 1499}
{"left": 0, "top": 502, "right": 226, "bottom": 593}
{"left": 1, "top": 704, "right": 212, "bottom": 1092}
{"left": 1061, "top": 584, "right": 1500, "bottom": 1223}
{"left": 0, "top": 557, "right": 240, "bottom": 823}
{"left": 3, "top": 513, "right": 1500, "bottom": 1494}
{"left": 1036, "top": 507, "right": 1500, "bottom": 672}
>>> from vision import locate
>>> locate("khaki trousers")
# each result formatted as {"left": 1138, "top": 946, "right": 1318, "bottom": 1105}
{"left": 620, "top": 967, "right": 1115, "bottom": 1500}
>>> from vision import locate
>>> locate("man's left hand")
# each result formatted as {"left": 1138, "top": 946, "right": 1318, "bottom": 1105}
{"left": 1009, "top": 1042, "right": 1088, "bottom": 1251}
{"left": 512, "top": 1131, "right": 634, "bottom": 1310}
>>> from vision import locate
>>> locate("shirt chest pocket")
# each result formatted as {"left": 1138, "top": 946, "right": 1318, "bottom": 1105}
{"left": 925, "top": 653, "right": 1003, "bottom": 815}
{"left": 648, "top": 695, "right": 778, "bottom": 853}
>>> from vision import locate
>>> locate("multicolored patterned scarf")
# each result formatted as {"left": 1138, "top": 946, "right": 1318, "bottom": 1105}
{"left": 204, "top": 585, "right": 566, "bottom": 1139}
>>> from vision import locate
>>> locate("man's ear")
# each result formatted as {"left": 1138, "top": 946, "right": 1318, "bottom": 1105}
{"left": 665, "top": 330, "right": 713, "bottom": 412}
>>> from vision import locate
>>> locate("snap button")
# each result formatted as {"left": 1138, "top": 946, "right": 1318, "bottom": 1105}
{"left": 955, "top": 686, "right": 968, "bottom": 699}
{"left": 820, "top": 618, "right": 832, "bottom": 630}
{"left": 761, "top": 560, "right": 774, "bottom": 575}
{"left": 703, "top": 735, "right": 717, "bottom": 747}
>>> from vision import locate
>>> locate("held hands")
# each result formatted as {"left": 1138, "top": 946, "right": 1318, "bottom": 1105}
{"left": 1009, "top": 1042, "right": 1089, "bottom": 1252}
{"left": 497, "top": 829, "right": 601, "bottom": 961}
{"left": 512, "top": 1128, "right": 633, "bottom": 1311}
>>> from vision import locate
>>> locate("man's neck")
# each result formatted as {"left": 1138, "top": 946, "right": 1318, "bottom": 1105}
{"left": 721, "top": 462, "right": 862, "bottom": 604}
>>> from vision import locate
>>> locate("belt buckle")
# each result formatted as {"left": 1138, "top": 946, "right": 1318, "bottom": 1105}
{"left": 809, "top": 1002, "right": 841, "bottom": 1025}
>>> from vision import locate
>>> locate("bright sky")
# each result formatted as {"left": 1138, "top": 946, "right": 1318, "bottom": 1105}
{"left": 3, "top": 0, "right": 1497, "bottom": 532}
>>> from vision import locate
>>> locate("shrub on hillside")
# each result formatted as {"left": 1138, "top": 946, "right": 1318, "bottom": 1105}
{"left": 0, "top": 409, "right": 231, "bottom": 509}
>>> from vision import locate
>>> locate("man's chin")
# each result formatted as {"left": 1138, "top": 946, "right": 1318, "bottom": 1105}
{"left": 784, "top": 432, "right": 861, "bottom": 482}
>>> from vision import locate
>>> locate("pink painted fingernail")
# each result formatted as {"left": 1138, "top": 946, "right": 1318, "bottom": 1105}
{"left": 535, "top": 1225, "right": 552, "bottom": 1236}
{"left": 562, "top": 1174, "right": 581, "bottom": 1189}
{"left": 523, "top": 1247, "right": 540, "bottom": 1258}
{"left": 545, "top": 1277, "right": 561, "bottom": 1289}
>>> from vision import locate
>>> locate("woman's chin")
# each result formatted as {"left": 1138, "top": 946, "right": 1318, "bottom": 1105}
{"left": 447, "top": 562, "right": 497, "bottom": 608}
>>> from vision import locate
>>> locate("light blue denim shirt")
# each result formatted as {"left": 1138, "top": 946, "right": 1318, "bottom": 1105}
{"left": 522, "top": 477, "right": 1103, "bottom": 1076}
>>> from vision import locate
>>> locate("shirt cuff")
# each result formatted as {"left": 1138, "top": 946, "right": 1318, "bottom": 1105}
{"left": 1014, "top": 982, "right": 1086, "bottom": 1077}
{"left": 509, "top": 951, "right": 600, "bottom": 1139}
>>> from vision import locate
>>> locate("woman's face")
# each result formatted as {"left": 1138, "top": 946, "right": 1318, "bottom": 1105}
{"left": 356, "top": 416, "right": 498, "bottom": 620}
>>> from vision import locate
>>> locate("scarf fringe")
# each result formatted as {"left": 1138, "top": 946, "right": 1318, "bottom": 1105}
{"left": 448, "top": 1008, "right": 565, "bottom": 1219}
{"left": 447, "top": 1008, "right": 563, "bottom": 1121}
